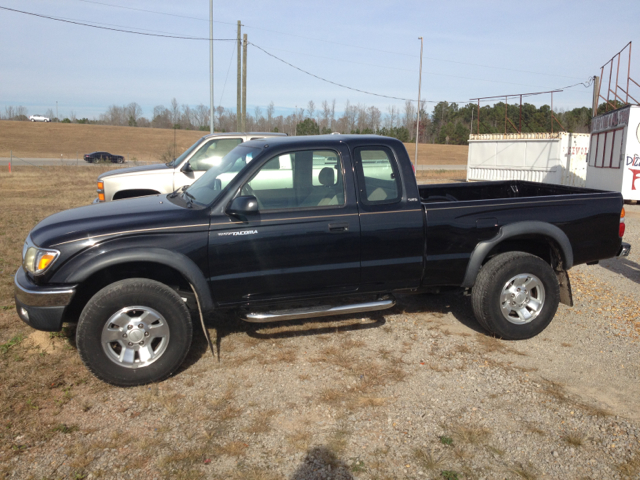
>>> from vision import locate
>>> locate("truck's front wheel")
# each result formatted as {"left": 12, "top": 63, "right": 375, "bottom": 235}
{"left": 76, "top": 278, "right": 193, "bottom": 387}
{"left": 471, "top": 252, "right": 559, "bottom": 340}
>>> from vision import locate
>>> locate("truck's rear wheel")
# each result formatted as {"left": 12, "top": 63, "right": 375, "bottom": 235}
{"left": 76, "top": 278, "right": 192, "bottom": 386}
{"left": 471, "top": 252, "right": 559, "bottom": 340}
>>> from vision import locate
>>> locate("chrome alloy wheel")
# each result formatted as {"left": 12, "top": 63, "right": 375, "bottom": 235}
{"left": 499, "top": 273, "right": 545, "bottom": 325}
{"left": 101, "top": 306, "right": 170, "bottom": 368}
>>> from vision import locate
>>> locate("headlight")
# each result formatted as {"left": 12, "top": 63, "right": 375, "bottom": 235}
{"left": 22, "top": 241, "right": 60, "bottom": 275}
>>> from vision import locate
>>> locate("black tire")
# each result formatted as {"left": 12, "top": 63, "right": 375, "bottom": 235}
{"left": 471, "top": 252, "right": 559, "bottom": 340}
{"left": 117, "top": 157, "right": 124, "bottom": 164}
{"left": 76, "top": 278, "right": 193, "bottom": 387}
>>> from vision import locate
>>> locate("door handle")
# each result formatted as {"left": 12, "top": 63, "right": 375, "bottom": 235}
{"left": 328, "top": 222, "right": 349, "bottom": 233}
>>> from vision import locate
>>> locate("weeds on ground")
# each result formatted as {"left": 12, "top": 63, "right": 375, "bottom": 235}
{"left": 450, "top": 423, "right": 491, "bottom": 445}
{"left": 0, "top": 334, "right": 24, "bottom": 354}
{"left": 508, "top": 461, "right": 539, "bottom": 480}
{"left": 413, "top": 448, "right": 445, "bottom": 471}
{"left": 562, "top": 432, "right": 585, "bottom": 447}
{"left": 617, "top": 450, "right": 640, "bottom": 478}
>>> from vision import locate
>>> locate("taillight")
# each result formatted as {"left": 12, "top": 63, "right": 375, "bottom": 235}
{"left": 619, "top": 207, "right": 625, "bottom": 237}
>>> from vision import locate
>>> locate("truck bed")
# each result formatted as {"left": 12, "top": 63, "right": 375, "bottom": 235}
{"left": 419, "top": 180, "right": 602, "bottom": 203}
{"left": 418, "top": 180, "right": 623, "bottom": 288}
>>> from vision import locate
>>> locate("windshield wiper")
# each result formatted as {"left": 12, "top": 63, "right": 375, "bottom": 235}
{"left": 182, "top": 190, "right": 196, "bottom": 208}
{"left": 168, "top": 184, "right": 189, "bottom": 198}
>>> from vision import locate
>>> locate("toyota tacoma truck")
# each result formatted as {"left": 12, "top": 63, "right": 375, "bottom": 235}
{"left": 95, "top": 132, "right": 287, "bottom": 202}
{"left": 15, "top": 135, "right": 630, "bottom": 386}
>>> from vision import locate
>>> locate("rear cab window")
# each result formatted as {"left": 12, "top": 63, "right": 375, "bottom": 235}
{"left": 353, "top": 147, "right": 402, "bottom": 205}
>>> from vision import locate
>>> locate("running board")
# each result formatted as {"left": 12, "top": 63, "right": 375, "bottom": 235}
{"left": 242, "top": 297, "right": 395, "bottom": 323}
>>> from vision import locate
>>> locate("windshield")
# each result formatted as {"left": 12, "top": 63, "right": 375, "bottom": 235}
{"left": 185, "top": 145, "right": 262, "bottom": 206}
{"left": 165, "top": 136, "right": 207, "bottom": 167}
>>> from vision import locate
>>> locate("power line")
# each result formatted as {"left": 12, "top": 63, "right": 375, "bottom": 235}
{"left": 218, "top": 40, "right": 237, "bottom": 106}
{"left": 76, "top": 0, "right": 586, "bottom": 81}
{"left": 250, "top": 42, "right": 468, "bottom": 104}
{"left": 249, "top": 42, "right": 412, "bottom": 102}
{"left": 78, "top": 0, "right": 237, "bottom": 26}
{"left": 0, "top": 5, "right": 235, "bottom": 40}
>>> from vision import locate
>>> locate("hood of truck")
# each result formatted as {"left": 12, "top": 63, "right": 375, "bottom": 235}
{"left": 30, "top": 194, "right": 208, "bottom": 249}
{"left": 98, "top": 163, "right": 172, "bottom": 180}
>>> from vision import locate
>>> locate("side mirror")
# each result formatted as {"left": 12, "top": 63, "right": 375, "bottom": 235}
{"left": 227, "top": 195, "right": 259, "bottom": 216}
{"left": 181, "top": 162, "right": 192, "bottom": 173}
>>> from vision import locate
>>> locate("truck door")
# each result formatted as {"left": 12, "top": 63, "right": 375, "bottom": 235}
{"left": 208, "top": 146, "right": 361, "bottom": 305}
{"left": 352, "top": 145, "right": 424, "bottom": 291}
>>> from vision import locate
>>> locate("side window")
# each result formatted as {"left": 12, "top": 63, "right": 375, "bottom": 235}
{"left": 190, "top": 138, "right": 243, "bottom": 171}
{"left": 241, "top": 149, "right": 344, "bottom": 210}
{"left": 355, "top": 147, "right": 401, "bottom": 205}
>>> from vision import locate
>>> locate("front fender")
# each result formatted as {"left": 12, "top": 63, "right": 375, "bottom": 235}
{"left": 50, "top": 247, "right": 214, "bottom": 313}
{"left": 461, "top": 221, "right": 574, "bottom": 288}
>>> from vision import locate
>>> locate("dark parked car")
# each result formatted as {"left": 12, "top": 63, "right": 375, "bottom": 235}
{"left": 84, "top": 152, "right": 125, "bottom": 164}
{"left": 15, "top": 135, "right": 630, "bottom": 386}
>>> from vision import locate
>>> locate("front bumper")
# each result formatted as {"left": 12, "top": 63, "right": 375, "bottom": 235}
{"left": 618, "top": 242, "right": 631, "bottom": 257}
{"left": 14, "top": 267, "right": 76, "bottom": 331}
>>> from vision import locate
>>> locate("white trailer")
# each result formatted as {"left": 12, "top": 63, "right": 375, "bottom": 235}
{"left": 467, "top": 132, "right": 590, "bottom": 187}
{"left": 585, "top": 105, "right": 640, "bottom": 201}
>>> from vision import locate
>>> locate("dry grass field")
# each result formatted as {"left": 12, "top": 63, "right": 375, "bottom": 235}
{"left": 0, "top": 121, "right": 204, "bottom": 162}
{"left": 1, "top": 167, "right": 639, "bottom": 479}
{"left": 0, "top": 120, "right": 468, "bottom": 166}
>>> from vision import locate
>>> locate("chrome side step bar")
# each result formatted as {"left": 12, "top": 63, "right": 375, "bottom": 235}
{"left": 242, "top": 297, "right": 396, "bottom": 323}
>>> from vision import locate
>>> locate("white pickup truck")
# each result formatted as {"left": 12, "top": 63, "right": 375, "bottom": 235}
{"left": 95, "top": 132, "right": 287, "bottom": 202}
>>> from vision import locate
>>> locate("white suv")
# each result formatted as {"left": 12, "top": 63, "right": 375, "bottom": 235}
{"left": 95, "top": 132, "right": 287, "bottom": 202}
{"left": 29, "top": 114, "right": 51, "bottom": 122}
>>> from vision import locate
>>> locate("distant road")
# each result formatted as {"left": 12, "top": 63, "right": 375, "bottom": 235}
{"left": 0, "top": 158, "right": 467, "bottom": 170}
{"left": 0, "top": 157, "right": 141, "bottom": 168}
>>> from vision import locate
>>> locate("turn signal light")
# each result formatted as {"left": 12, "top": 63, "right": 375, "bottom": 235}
{"left": 97, "top": 181, "right": 104, "bottom": 191}
{"left": 98, "top": 192, "right": 105, "bottom": 202}
{"left": 37, "top": 253, "right": 57, "bottom": 271}
{"left": 619, "top": 207, "right": 625, "bottom": 237}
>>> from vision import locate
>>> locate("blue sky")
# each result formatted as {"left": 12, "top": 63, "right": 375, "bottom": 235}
{"left": 1, "top": 0, "right": 639, "bottom": 120}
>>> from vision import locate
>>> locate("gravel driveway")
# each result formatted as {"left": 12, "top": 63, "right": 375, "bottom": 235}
{"left": 1, "top": 206, "right": 638, "bottom": 480}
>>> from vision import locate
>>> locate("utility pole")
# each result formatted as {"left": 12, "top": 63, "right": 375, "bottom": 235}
{"left": 209, "top": 0, "right": 214, "bottom": 133}
{"left": 414, "top": 37, "right": 423, "bottom": 168}
{"left": 592, "top": 75, "right": 600, "bottom": 118}
{"left": 56, "top": 101, "right": 58, "bottom": 122}
{"left": 237, "top": 21, "right": 242, "bottom": 132}
{"left": 242, "top": 33, "right": 247, "bottom": 132}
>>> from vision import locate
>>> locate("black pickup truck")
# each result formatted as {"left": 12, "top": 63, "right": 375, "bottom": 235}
{"left": 15, "top": 135, "right": 630, "bottom": 386}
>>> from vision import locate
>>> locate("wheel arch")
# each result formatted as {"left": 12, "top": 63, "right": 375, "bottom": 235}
{"left": 462, "top": 221, "right": 573, "bottom": 292}
{"left": 54, "top": 248, "right": 214, "bottom": 322}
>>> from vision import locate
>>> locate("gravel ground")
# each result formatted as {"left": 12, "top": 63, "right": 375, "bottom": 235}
{"left": 1, "top": 207, "right": 638, "bottom": 480}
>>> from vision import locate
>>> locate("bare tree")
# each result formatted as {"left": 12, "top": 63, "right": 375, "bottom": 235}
{"left": 266, "top": 102, "right": 275, "bottom": 131}
{"left": 125, "top": 102, "right": 143, "bottom": 126}
{"left": 403, "top": 100, "right": 416, "bottom": 139}
{"left": 367, "top": 105, "right": 381, "bottom": 132}
{"left": 194, "top": 104, "right": 209, "bottom": 130}
{"left": 170, "top": 98, "right": 180, "bottom": 126}
{"left": 307, "top": 100, "right": 315, "bottom": 120}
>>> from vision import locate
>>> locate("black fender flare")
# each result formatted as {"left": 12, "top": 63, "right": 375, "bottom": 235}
{"left": 461, "top": 221, "right": 573, "bottom": 288}
{"left": 51, "top": 247, "right": 215, "bottom": 313}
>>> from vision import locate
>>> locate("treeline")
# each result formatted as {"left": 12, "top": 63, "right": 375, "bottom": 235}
{"left": 425, "top": 102, "right": 594, "bottom": 145}
{"left": 1, "top": 99, "right": 606, "bottom": 145}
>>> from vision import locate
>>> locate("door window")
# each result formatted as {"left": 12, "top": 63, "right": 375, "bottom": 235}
{"left": 355, "top": 147, "right": 401, "bottom": 205}
{"left": 241, "top": 150, "right": 344, "bottom": 210}
{"left": 190, "top": 138, "right": 243, "bottom": 171}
